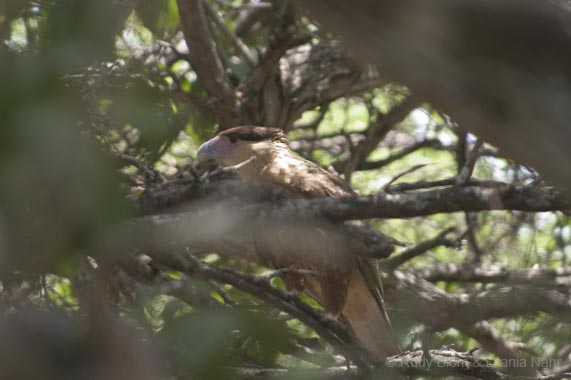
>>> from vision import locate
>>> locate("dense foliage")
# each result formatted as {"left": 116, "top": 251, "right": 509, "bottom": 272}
{"left": 1, "top": 1, "right": 570, "bottom": 379}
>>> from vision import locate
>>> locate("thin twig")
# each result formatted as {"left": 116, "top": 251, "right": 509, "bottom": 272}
{"left": 386, "top": 177, "right": 507, "bottom": 192}
{"left": 116, "top": 153, "right": 166, "bottom": 183}
{"left": 381, "top": 163, "right": 431, "bottom": 191}
{"left": 262, "top": 267, "right": 319, "bottom": 281}
{"left": 203, "top": 0, "right": 257, "bottom": 68}
{"left": 383, "top": 227, "right": 457, "bottom": 269}
{"left": 346, "top": 96, "right": 419, "bottom": 178}
{"left": 457, "top": 138, "right": 484, "bottom": 186}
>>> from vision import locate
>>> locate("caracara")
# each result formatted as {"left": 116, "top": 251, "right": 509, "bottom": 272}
{"left": 196, "top": 126, "right": 400, "bottom": 359}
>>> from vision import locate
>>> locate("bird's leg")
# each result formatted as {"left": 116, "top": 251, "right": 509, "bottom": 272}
{"left": 280, "top": 270, "right": 307, "bottom": 295}
{"left": 421, "top": 325, "right": 433, "bottom": 363}
{"left": 240, "top": 335, "right": 254, "bottom": 354}
{"left": 262, "top": 267, "right": 317, "bottom": 283}
{"left": 320, "top": 274, "right": 349, "bottom": 321}
{"left": 322, "top": 312, "right": 340, "bottom": 322}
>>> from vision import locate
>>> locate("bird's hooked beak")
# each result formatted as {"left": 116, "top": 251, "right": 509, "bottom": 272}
{"left": 196, "top": 137, "right": 219, "bottom": 164}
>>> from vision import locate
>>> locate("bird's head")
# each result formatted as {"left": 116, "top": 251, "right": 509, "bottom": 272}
{"left": 196, "top": 126, "right": 289, "bottom": 167}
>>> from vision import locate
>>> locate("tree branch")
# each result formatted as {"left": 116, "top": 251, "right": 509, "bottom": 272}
{"left": 386, "top": 177, "right": 507, "bottom": 192}
{"left": 110, "top": 245, "right": 561, "bottom": 379}
{"left": 262, "top": 184, "right": 570, "bottom": 221}
{"left": 342, "top": 96, "right": 419, "bottom": 179}
{"left": 334, "top": 138, "right": 444, "bottom": 172}
{"left": 460, "top": 321, "right": 535, "bottom": 374}
{"left": 231, "top": 348, "right": 516, "bottom": 380}
{"left": 410, "top": 263, "right": 571, "bottom": 287}
{"left": 383, "top": 227, "right": 456, "bottom": 269}
{"left": 203, "top": 1, "right": 257, "bottom": 68}
{"left": 147, "top": 251, "right": 379, "bottom": 370}
{"left": 98, "top": 177, "right": 571, "bottom": 374}
{"left": 385, "top": 272, "right": 571, "bottom": 330}
{"left": 127, "top": 180, "right": 571, "bottom": 324}
{"left": 176, "top": 0, "right": 238, "bottom": 125}
{"left": 134, "top": 179, "right": 568, "bottom": 264}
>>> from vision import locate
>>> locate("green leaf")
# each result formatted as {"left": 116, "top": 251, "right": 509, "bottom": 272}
{"left": 136, "top": 0, "right": 179, "bottom": 36}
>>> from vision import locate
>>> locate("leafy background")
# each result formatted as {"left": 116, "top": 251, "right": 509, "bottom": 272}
{"left": 0, "top": 1, "right": 570, "bottom": 379}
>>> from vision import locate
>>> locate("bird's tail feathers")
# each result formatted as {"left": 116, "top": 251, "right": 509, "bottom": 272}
{"left": 342, "top": 267, "right": 401, "bottom": 360}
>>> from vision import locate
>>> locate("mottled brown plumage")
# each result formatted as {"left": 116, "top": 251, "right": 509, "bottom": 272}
{"left": 196, "top": 126, "right": 400, "bottom": 359}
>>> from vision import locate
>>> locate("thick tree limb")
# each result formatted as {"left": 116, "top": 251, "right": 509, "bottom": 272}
{"left": 134, "top": 179, "right": 568, "bottom": 266}
{"left": 460, "top": 321, "right": 534, "bottom": 374}
{"left": 384, "top": 271, "right": 571, "bottom": 364}
{"left": 137, "top": 177, "right": 395, "bottom": 258}
{"left": 411, "top": 263, "right": 571, "bottom": 287}
{"left": 142, "top": 178, "right": 569, "bottom": 221}
{"left": 259, "top": 184, "right": 570, "bottom": 221}
{"left": 385, "top": 272, "right": 571, "bottom": 329}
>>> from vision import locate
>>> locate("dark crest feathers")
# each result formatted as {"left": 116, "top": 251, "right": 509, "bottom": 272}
{"left": 219, "top": 126, "right": 288, "bottom": 144}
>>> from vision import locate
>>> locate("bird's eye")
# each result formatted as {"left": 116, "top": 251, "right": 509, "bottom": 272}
{"left": 228, "top": 134, "right": 238, "bottom": 143}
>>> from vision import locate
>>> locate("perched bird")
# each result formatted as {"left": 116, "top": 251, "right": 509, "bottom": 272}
{"left": 196, "top": 126, "right": 400, "bottom": 359}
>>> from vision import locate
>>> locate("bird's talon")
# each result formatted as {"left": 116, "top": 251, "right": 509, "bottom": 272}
{"left": 241, "top": 336, "right": 254, "bottom": 353}
{"left": 323, "top": 312, "right": 340, "bottom": 323}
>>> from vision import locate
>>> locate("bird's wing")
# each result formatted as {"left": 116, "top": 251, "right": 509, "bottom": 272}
{"left": 260, "top": 154, "right": 353, "bottom": 198}
{"left": 257, "top": 152, "right": 401, "bottom": 358}
{"left": 251, "top": 219, "right": 354, "bottom": 315}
